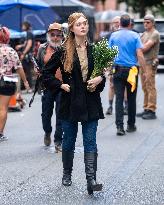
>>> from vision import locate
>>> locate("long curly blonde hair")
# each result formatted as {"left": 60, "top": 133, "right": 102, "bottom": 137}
{"left": 63, "top": 12, "right": 88, "bottom": 73}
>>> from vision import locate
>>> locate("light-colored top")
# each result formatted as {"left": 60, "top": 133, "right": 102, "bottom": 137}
{"left": 0, "top": 43, "right": 22, "bottom": 77}
{"left": 109, "top": 29, "right": 143, "bottom": 67}
{"left": 76, "top": 47, "right": 88, "bottom": 82}
{"left": 141, "top": 29, "right": 160, "bottom": 62}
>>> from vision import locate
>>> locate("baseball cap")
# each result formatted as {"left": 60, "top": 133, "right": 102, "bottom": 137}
{"left": 48, "top": 22, "right": 62, "bottom": 32}
{"left": 144, "top": 14, "right": 155, "bottom": 22}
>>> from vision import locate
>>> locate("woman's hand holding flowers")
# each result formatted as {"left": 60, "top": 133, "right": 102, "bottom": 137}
{"left": 87, "top": 76, "right": 103, "bottom": 92}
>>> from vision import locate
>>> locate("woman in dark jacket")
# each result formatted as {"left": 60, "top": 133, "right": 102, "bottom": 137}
{"left": 43, "top": 12, "right": 105, "bottom": 195}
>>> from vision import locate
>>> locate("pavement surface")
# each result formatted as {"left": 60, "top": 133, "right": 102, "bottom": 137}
{"left": 0, "top": 74, "right": 164, "bottom": 205}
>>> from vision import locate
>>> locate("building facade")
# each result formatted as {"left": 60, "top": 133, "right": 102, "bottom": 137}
{"left": 81, "top": 0, "right": 117, "bottom": 11}
{"left": 81, "top": 0, "right": 118, "bottom": 40}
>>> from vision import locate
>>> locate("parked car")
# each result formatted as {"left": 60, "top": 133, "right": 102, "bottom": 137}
{"left": 134, "top": 19, "right": 164, "bottom": 72}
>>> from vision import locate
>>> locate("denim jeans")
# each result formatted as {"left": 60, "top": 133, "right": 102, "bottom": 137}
{"left": 41, "top": 90, "right": 63, "bottom": 144}
{"left": 113, "top": 69, "right": 138, "bottom": 128}
{"left": 62, "top": 120, "right": 98, "bottom": 152}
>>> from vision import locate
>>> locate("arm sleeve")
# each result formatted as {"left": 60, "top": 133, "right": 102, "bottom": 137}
{"left": 36, "top": 45, "right": 42, "bottom": 61}
{"left": 95, "top": 76, "right": 106, "bottom": 93}
{"left": 36, "top": 45, "right": 44, "bottom": 67}
{"left": 27, "top": 32, "right": 33, "bottom": 41}
{"left": 136, "top": 35, "right": 143, "bottom": 50}
{"left": 150, "top": 32, "right": 160, "bottom": 44}
{"left": 43, "top": 76, "right": 62, "bottom": 94}
{"left": 42, "top": 48, "right": 63, "bottom": 93}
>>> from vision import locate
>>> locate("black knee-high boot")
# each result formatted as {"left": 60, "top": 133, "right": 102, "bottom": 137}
{"left": 62, "top": 150, "right": 74, "bottom": 186}
{"left": 84, "top": 152, "right": 102, "bottom": 195}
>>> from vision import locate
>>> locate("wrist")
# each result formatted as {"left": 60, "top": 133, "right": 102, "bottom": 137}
{"left": 23, "top": 80, "right": 28, "bottom": 84}
{"left": 100, "top": 74, "right": 105, "bottom": 80}
{"left": 108, "top": 73, "right": 113, "bottom": 76}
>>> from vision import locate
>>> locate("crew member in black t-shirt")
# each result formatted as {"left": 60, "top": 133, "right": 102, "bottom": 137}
{"left": 16, "top": 21, "right": 34, "bottom": 91}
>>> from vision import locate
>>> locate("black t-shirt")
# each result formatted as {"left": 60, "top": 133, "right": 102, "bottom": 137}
{"left": 24, "top": 31, "right": 34, "bottom": 54}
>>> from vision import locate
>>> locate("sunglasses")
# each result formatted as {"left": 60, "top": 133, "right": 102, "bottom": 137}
{"left": 50, "top": 33, "right": 62, "bottom": 37}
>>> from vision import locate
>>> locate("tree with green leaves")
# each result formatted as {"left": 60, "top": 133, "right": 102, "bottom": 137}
{"left": 118, "top": 0, "right": 164, "bottom": 17}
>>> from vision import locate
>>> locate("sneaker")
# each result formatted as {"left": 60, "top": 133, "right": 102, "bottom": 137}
{"left": 8, "top": 106, "right": 21, "bottom": 112}
{"left": 123, "top": 106, "right": 128, "bottom": 115}
{"left": 126, "top": 125, "right": 137, "bottom": 133}
{"left": 106, "top": 106, "right": 113, "bottom": 115}
{"left": 44, "top": 133, "right": 51, "bottom": 146}
{"left": 117, "top": 127, "right": 125, "bottom": 136}
{"left": 0, "top": 134, "right": 8, "bottom": 142}
{"left": 136, "top": 110, "right": 148, "bottom": 117}
{"left": 142, "top": 110, "right": 157, "bottom": 120}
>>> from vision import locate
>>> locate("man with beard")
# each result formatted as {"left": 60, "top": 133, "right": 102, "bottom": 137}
{"left": 37, "top": 23, "right": 63, "bottom": 152}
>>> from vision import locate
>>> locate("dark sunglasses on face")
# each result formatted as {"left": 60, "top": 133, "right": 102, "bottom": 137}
{"left": 50, "top": 33, "right": 62, "bottom": 37}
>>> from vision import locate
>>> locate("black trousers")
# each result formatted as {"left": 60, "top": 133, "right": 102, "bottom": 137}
{"left": 113, "top": 69, "right": 138, "bottom": 128}
{"left": 22, "top": 58, "right": 33, "bottom": 88}
{"left": 41, "top": 90, "right": 63, "bottom": 144}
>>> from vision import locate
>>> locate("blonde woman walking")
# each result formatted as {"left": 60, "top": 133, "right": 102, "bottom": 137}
{"left": 43, "top": 12, "right": 105, "bottom": 194}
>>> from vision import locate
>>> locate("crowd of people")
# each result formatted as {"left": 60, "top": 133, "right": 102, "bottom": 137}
{"left": 0, "top": 11, "right": 160, "bottom": 195}
{"left": 104, "top": 13, "right": 159, "bottom": 135}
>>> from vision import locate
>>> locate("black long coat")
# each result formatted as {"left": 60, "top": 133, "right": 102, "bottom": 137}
{"left": 43, "top": 43, "right": 106, "bottom": 122}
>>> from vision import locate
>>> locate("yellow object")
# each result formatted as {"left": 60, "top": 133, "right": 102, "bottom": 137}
{"left": 127, "top": 66, "right": 138, "bottom": 92}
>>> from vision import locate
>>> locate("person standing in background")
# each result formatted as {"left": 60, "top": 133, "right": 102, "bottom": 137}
{"left": 106, "top": 16, "right": 128, "bottom": 115}
{"left": 109, "top": 14, "right": 148, "bottom": 135}
{"left": 15, "top": 21, "right": 34, "bottom": 92}
{"left": 136, "top": 14, "right": 160, "bottom": 120}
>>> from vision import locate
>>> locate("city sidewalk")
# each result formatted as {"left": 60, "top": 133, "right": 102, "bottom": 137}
{"left": 0, "top": 74, "right": 164, "bottom": 205}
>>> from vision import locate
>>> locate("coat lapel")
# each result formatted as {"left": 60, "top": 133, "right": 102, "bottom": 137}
{"left": 86, "top": 44, "right": 94, "bottom": 80}
{"left": 73, "top": 49, "right": 84, "bottom": 83}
